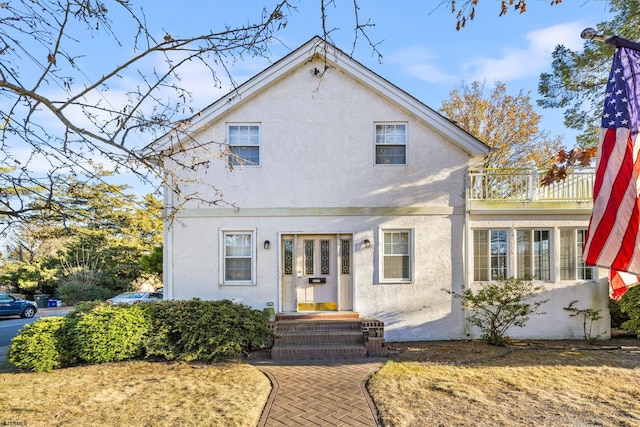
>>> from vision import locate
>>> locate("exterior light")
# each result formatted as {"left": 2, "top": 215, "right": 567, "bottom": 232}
{"left": 264, "top": 240, "right": 271, "bottom": 250}
{"left": 364, "top": 239, "right": 371, "bottom": 248}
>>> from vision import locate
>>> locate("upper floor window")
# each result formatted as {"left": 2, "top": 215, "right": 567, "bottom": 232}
{"left": 228, "top": 124, "right": 260, "bottom": 166}
{"left": 560, "top": 229, "right": 594, "bottom": 281}
{"left": 381, "top": 230, "right": 412, "bottom": 282}
{"left": 473, "top": 229, "right": 508, "bottom": 281}
{"left": 375, "top": 123, "right": 407, "bottom": 165}
{"left": 517, "top": 229, "right": 551, "bottom": 281}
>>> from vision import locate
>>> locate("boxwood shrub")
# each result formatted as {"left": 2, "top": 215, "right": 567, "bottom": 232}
{"left": 70, "top": 304, "right": 152, "bottom": 364}
{"left": 8, "top": 317, "right": 67, "bottom": 372}
{"left": 8, "top": 299, "right": 272, "bottom": 371}
{"left": 144, "top": 299, "right": 272, "bottom": 362}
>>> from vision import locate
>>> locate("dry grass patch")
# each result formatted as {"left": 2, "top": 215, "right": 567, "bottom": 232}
{"left": 369, "top": 338, "right": 640, "bottom": 427}
{"left": 0, "top": 360, "right": 270, "bottom": 427}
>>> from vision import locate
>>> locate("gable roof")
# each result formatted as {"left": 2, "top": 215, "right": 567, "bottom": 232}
{"left": 150, "top": 36, "right": 490, "bottom": 156}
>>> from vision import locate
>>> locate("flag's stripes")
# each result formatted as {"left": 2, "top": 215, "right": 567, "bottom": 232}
{"left": 583, "top": 42, "right": 640, "bottom": 299}
{"left": 609, "top": 270, "right": 640, "bottom": 300}
{"left": 583, "top": 129, "right": 637, "bottom": 270}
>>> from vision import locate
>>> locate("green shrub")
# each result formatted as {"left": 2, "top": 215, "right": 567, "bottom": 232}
{"left": 57, "top": 281, "right": 113, "bottom": 305}
{"left": 55, "top": 302, "right": 109, "bottom": 366}
{"left": 8, "top": 317, "right": 66, "bottom": 372}
{"left": 446, "top": 278, "right": 549, "bottom": 346}
{"left": 609, "top": 298, "right": 629, "bottom": 329}
{"left": 563, "top": 300, "right": 604, "bottom": 344}
{"left": 619, "top": 286, "right": 640, "bottom": 338}
{"left": 144, "top": 299, "right": 272, "bottom": 362}
{"left": 71, "top": 304, "right": 152, "bottom": 364}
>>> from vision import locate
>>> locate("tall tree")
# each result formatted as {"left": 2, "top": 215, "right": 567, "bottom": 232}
{"left": 440, "top": 81, "right": 565, "bottom": 169}
{"left": 0, "top": 0, "right": 294, "bottom": 229}
{"left": 538, "top": 0, "right": 640, "bottom": 149}
{"left": 0, "top": 175, "right": 162, "bottom": 293}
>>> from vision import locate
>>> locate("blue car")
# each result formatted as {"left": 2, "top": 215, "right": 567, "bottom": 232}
{"left": 0, "top": 293, "right": 38, "bottom": 318}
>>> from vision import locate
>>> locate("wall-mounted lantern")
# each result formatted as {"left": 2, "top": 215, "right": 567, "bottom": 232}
{"left": 264, "top": 240, "right": 271, "bottom": 250}
{"left": 363, "top": 239, "right": 371, "bottom": 248}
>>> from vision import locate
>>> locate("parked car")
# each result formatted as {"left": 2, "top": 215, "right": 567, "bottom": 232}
{"left": 106, "top": 291, "right": 164, "bottom": 306}
{"left": 0, "top": 293, "right": 38, "bottom": 318}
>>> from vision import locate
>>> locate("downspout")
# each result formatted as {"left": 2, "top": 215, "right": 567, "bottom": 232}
{"left": 463, "top": 166, "right": 471, "bottom": 336}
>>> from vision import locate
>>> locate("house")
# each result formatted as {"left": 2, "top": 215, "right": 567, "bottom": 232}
{"left": 152, "top": 37, "right": 610, "bottom": 342}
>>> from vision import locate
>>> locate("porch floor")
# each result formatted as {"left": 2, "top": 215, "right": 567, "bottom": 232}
{"left": 275, "top": 311, "right": 360, "bottom": 321}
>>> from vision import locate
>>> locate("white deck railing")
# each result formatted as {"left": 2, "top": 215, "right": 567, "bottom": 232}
{"left": 468, "top": 168, "right": 594, "bottom": 202}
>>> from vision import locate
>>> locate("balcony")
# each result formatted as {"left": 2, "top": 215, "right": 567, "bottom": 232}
{"left": 468, "top": 168, "right": 594, "bottom": 212}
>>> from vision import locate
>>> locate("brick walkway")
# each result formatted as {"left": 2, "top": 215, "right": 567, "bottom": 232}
{"left": 252, "top": 359, "right": 385, "bottom": 427}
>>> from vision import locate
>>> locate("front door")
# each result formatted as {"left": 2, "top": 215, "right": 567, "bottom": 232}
{"left": 281, "top": 234, "right": 353, "bottom": 312}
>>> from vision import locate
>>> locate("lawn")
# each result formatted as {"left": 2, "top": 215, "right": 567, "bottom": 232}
{"left": 368, "top": 337, "right": 640, "bottom": 427}
{"left": 0, "top": 360, "right": 270, "bottom": 427}
{"left": 1, "top": 336, "right": 639, "bottom": 427}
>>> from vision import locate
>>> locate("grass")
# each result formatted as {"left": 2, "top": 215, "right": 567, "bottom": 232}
{"left": 1, "top": 337, "right": 639, "bottom": 426}
{"left": 0, "top": 360, "right": 270, "bottom": 427}
{"left": 368, "top": 339, "right": 640, "bottom": 427}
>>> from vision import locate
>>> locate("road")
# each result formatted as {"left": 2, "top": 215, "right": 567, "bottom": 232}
{"left": 0, "top": 309, "right": 72, "bottom": 347}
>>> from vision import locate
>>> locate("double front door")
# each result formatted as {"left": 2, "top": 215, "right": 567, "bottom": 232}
{"left": 281, "top": 234, "right": 353, "bottom": 312}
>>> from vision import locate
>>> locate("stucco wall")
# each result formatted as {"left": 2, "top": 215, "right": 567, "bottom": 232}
{"left": 166, "top": 56, "right": 470, "bottom": 210}
{"left": 163, "top": 53, "right": 609, "bottom": 342}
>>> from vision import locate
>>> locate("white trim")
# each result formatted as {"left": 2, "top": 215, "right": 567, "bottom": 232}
{"left": 176, "top": 206, "right": 461, "bottom": 217}
{"left": 163, "top": 172, "right": 174, "bottom": 300}
{"left": 378, "top": 228, "right": 414, "bottom": 283}
{"left": 227, "top": 123, "right": 261, "bottom": 167}
{"left": 373, "top": 122, "right": 408, "bottom": 166}
{"left": 219, "top": 229, "right": 257, "bottom": 285}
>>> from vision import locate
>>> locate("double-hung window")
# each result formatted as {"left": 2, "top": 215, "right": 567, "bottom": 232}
{"left": 222, "top": 231, "right": 255, "bottom": 284}
{"left": 473, "top": 230, "right": 508, "bottom": 281}
{"left": 517, "top": 229, "right": 551, "bottom": 281}
{"left": 381, "top": 230, "right": 412, "bottom": 282}
{"left": 375, "top": 123, "right": 407, "bottom": 165}
{"left": 560, "top": 229, "right": 593, "bottom": 281}
{"left": 228, "top": 124, "right": 260, "bottom": 166}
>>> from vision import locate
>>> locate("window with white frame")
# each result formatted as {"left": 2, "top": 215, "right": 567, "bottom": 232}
{"left": 517, "top": 229, "right": 551, "bottom": 281}
{"left": 228, "top": 124, "right": 260, "bottom": 166}
{"left": 222, "top": 231, "right": 255, "bottom": 284}
{"left": 473, "top": 229, "right": 508, "bottom": 281}
{"left": 382, "top": 230, "right": 412, "bottom": 281}
{"left": 375, "top": 123, "right": 407, "bottom": 165}
{"left": 560, "top": 229, "right": 594, "bottom": 281}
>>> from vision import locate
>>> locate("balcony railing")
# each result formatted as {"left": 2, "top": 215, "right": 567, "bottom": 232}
{"left": 468, "top": 168, "right": 594, "bottom": 202}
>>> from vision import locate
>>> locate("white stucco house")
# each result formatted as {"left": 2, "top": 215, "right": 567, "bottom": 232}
{"left": 151, "top": 37, "right": 610, "bottom": 342}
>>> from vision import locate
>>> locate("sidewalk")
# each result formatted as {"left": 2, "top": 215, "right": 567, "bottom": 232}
{"left": 252, "top": 358, "right": 385, "bottom": 427}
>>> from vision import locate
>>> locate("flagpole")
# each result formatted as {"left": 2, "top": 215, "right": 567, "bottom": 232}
{"left": 580, "top": 27, "right": 611, "bottom": 43}
{"left": 581, "top": 27, "right": 640, "bottom": 52}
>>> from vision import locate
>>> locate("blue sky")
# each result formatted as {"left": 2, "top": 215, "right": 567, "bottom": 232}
{"left": 7, "top": 1, "right": 616, "bottom": 191}
{"left": 137, "top": 0, "right": 614, "bottom": 148}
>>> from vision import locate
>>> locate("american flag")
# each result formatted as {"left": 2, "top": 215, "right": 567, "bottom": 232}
{"left": 583, "top": 37, "right": 640, "bottom": 300}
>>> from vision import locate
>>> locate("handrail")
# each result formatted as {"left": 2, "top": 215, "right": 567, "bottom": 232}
{"left": 468, "top": 168, "right": 594, "bottom": 202}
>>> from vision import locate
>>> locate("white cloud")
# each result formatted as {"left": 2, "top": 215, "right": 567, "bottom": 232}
{"left": 388, "top": 21, "right": 590, "bottom": 86}
{"left": 463, "top": 21, "right": 588, "bottom": 83}
{"left": 387, "top": 46, "right": 457, "bottom": 84}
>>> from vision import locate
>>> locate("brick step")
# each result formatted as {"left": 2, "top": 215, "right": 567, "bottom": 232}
{"left": 271, "top": 344, "right": 368, "bottom": 361}
{"left": 275, "top": 319, "right": 362, "bottom": 332}
{"left": 274, "top": 330, "right": 364, "bottom": 346}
